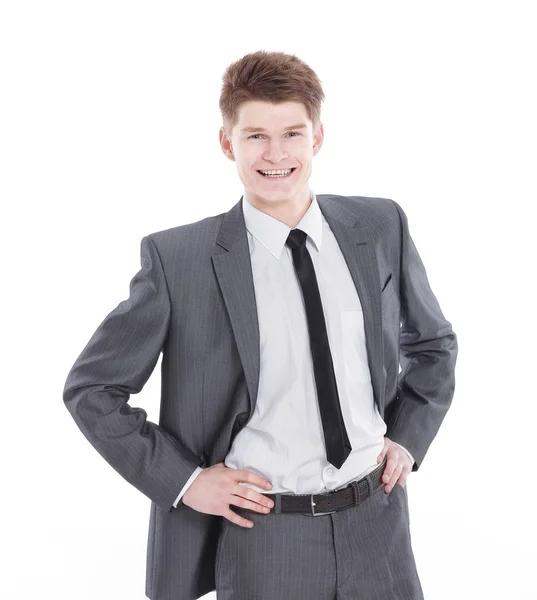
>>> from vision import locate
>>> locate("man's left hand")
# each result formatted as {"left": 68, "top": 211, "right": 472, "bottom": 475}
{"left": 377, "top": 436, "right": 412, "bottom": 493}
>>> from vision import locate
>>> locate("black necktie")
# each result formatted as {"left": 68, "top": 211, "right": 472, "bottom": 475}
{"left": 285, "top": 228, "right": 352, "bottom": 469}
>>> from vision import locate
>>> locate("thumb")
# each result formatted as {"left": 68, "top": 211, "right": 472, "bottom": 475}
{"left": 377, "top": 440, "right": 388, "bottom": 463}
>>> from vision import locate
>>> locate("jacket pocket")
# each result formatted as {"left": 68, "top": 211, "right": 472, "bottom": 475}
{"left": 381, "top": 273, "right": 396, "bottom": 310}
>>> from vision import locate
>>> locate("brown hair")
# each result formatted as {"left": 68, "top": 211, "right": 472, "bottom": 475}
{"left": 219, "top": 50, "right": 325, "bottom": 137}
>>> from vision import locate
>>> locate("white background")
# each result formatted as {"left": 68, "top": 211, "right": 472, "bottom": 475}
{"left": 2, "top": 1, "right": 536, "bottom": 598}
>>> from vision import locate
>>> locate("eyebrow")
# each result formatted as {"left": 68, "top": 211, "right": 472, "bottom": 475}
{"left": 240, "top": 123, "right": 308, "bottom": 133}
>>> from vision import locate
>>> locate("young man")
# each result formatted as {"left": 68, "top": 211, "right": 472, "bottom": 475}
{"left": 63, "top": 50, "right": 457, "bottom": 599}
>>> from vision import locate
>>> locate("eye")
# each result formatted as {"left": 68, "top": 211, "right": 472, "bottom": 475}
{"left": 248, "top": 132, "right": 300, "bottom": 139}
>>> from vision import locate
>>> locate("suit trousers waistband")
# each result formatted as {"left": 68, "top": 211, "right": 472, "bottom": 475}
{"left": 258, "top": 456, "right": 388, "bottom": 517}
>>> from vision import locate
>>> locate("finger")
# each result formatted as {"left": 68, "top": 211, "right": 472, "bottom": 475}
{"left": 382, "top": 454, "right": 399, "bottom": 483}
{"left": 377, "top": 440, "right": 389, "bottom": 463}
{"left": 386, "top": 463, "right": 404, "bottom": 493}
{"left": 399, "top": 462, "right": 411, "bottom": 488}
{"left": 237, "top": 486, "right": 274, "bottom": 510}
{"left": 231, "top": 493, "right": 272, "bottom": 514}
{"left": 236, "top": 470, "right": 272, "bottom": 491}
{"left": 223, "top": 507, "right": 254, "bottom": 528}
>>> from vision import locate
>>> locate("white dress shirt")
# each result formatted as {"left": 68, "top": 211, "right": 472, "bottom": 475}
{"left": 173, "top": 189, "right": 414, "bottom": 508}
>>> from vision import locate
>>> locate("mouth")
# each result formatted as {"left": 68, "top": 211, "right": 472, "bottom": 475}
{"left": 256, "top": 167, "right": 297, "bottom": 180}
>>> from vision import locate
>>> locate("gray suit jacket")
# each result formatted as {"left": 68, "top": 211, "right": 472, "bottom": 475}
{"left": 63, "top": 193, "right": 458, "bottom": 600}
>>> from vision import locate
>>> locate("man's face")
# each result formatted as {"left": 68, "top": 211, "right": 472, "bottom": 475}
{"left": 220, "top": 100, "right": 323, "bottom": 208}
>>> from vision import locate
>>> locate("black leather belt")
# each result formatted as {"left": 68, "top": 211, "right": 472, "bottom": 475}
{"left": 260, "top": 457, "right": 388, "bottom": 516}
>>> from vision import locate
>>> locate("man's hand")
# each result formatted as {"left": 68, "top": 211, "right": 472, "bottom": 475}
{"left": 377, "top": 436, "right": 412, "bottom": 493}
{"left": 182, "top": 462, "right": 274, "bottom": 529}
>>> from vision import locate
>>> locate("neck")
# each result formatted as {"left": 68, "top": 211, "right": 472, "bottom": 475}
{"left": 244, "top": 186, "right": 312, "bottom": 228}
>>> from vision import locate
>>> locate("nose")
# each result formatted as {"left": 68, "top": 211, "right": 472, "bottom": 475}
{"left": 263, "top": 142, "right": 287, "bottom": 163}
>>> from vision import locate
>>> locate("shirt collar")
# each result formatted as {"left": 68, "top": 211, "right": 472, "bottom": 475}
{"left": 242, "top": 188, "right": 323, "bottom": 260}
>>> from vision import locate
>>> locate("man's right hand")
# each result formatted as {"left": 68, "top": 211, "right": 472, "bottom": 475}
{"left": 182, "top": 462, "right": 274, "bottom": 528}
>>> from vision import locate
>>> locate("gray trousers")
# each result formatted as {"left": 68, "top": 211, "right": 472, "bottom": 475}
{"left": 215, "top": 479, "right": 424, "bottom": 599}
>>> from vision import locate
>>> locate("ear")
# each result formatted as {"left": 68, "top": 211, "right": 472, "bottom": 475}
{"left": 313, "top": 122, "right": 324, "bottom": 155}
{"left": 219, "top": 127, "right": 235, "bottom": 161}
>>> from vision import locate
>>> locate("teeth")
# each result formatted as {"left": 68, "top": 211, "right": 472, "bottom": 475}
{"left": 260, "top": 169, "right": 293, "bottom": 175}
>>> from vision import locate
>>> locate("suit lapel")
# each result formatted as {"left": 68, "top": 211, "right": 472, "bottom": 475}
{"left": 211, "top": 194, "right": 385, "bottom": 423}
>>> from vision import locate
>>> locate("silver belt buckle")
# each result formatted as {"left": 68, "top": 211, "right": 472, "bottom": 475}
{"left": 311, "top": 493, "right": 336, "bottom": 516}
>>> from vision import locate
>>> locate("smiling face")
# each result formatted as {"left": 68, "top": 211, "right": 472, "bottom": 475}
{"left": 220, "top": 100, "right": 324, "bottom": 217}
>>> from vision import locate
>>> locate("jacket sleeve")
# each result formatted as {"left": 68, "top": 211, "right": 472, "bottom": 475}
{"left": 172, "top": 466, "right": 205, "bottom": 508}
{"left": 385, "top": 200, "right": 458, "bottom": 472}
{"left": 63, "top": 235, "right": 204, "bottom": 512}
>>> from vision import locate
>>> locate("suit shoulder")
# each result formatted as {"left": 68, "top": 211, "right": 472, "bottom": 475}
{"left": 323, "top": 193, "right": 399, "bottom": 223}
{"left": 143, "top": 212, "right": 224, "bottom": 251}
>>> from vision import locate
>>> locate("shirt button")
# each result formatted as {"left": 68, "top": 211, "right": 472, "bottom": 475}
{"left": 327, "top": 468, "right": 333, "bottom": 475}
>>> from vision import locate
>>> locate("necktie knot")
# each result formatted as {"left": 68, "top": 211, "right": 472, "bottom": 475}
{"left": 286, "top": 228, "right": 308, "bottom": 250}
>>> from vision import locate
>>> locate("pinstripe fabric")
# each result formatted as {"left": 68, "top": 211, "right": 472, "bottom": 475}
{"left": 216, "top": 481, "right": 423, "bottom": 599}
{"left": 62, "top": 193, "right": 457, "bottom": 599}
{"left": 170, "top": 191, "right": 414, "bottom": 509}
